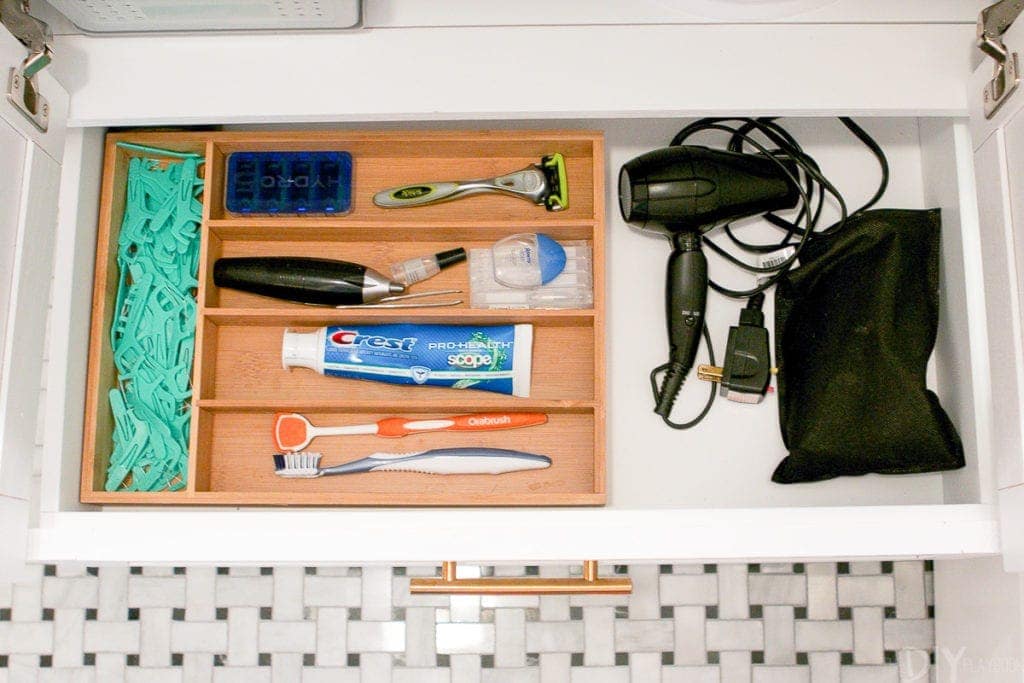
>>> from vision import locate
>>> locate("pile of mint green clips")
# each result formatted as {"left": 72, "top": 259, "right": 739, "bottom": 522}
{"left": 105, "top": 143, "right": 204, "bottom": 492}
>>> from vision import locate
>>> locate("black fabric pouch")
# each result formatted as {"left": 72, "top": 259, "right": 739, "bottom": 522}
{"left": 772, "top": 208, "right": 964, "bottom": 484}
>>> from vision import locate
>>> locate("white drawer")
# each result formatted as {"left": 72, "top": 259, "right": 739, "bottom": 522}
{"left": 26, "top": 24, "right": 1004, "bottom": 564}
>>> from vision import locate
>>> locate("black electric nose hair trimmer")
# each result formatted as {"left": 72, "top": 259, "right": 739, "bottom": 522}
{"left": 618, "top": 146, "right": 799, "bottom": 423}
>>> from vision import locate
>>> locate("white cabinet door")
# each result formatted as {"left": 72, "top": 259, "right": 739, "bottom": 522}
{"left": 939, "top": 8, "right": 1024, "bottom": 682}
{"left": 0, "top": 26, "right": 67, "bottom": 581}
{"left": 967, "top": 4, "right": 1024, "bottom": 569}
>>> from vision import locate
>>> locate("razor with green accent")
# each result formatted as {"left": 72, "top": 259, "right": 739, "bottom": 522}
{"left": 373, "top": 153, "right": 568, "bottom": 212}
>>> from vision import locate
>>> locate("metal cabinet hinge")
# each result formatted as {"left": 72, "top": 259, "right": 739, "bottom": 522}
{"left": 1, "top": 0, "right": 51, "bottom": 131}
{"left": 979, "top": 0, "right": 1024, "bottom": 118}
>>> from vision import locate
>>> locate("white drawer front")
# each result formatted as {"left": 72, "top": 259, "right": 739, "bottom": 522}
{"left": 30, "top": 22, "right": 1006, "bottom": 564}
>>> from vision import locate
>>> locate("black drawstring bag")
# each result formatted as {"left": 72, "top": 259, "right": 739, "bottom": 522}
{"left": 772, "top": 208, "right": 965, "bottom": 484}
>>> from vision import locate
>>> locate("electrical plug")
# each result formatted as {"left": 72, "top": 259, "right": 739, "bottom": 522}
{"left": 697, "top": 293, "right": 774, "bottom": 404}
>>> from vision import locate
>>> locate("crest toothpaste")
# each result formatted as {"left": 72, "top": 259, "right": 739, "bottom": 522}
{"left": 281, "top": 323, "right": 533, "bottom": 397}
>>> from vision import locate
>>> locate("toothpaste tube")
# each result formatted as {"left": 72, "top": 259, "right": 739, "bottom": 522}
{"left": 281, "top": 323, "right": 532, "bottom": 397}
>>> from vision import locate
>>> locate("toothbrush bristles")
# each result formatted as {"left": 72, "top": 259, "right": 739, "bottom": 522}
{"left": 272, "top": 452, "right": 322, "bottom": 477}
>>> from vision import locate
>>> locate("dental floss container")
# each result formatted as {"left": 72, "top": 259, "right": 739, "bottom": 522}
{"left": 469, "top": 241, "right": 593, "bottom": 309}
{"left": 491, "top": 233, "right": 567, "bottom": 288}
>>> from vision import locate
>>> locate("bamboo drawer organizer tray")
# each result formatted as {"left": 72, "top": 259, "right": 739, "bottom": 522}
{"left": 81, "top": 130, "right": 606, "bottom": 506}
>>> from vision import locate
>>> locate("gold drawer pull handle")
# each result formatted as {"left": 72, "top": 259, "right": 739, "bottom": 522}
{"left": 409, "top": 561, "right": 633, "bottom": 595}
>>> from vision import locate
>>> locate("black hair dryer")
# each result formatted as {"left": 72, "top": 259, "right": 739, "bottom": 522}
{"left": 618, "top": 146, "right": 799, "bottom": 420}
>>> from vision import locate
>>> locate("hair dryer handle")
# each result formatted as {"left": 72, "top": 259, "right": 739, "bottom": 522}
{"left": 655, "top": 238, "right": 708, "bottom": 418}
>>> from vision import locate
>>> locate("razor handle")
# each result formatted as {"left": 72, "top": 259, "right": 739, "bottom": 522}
{"left": 655, "top": 231, "right": 707, "bottom": 418}
{"left": 373, "top": 166, "right": 551, "bottom": 209}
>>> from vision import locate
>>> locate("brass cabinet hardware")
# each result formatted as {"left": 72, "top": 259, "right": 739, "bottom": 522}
{"left": 409, "top": 561, "right": 633, "bottom": 595}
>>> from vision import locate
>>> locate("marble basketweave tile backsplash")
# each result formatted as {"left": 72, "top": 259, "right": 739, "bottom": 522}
{"left": 0, "top": 560, "right": 934, "bottom": 682}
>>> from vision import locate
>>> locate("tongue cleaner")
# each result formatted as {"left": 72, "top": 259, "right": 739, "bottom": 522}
{"left": 272, "top": 412, "right": 549, "bottom": 452}
{"left": 372, "top": 153, "right": 568, "bottom": 212}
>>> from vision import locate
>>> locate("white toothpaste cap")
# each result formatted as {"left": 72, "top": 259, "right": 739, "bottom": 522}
{"left": 282, "top": 328, "right": 324, "bottom": 373}
{"left": 512, "top": 324, "right": 533, "bottom": 398}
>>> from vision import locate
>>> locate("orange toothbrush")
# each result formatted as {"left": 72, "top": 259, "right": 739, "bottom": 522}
{"left": 273, "top": 412, "right": 548, "bottom": 452}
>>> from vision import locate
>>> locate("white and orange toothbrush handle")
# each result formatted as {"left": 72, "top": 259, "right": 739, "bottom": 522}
{"left": 373, "top": 412, "right": 547, "bottom": 438}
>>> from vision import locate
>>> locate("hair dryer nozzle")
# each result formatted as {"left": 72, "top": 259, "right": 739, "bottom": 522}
{"left": 618, "top": 146, "right": 799, "bottom": 235}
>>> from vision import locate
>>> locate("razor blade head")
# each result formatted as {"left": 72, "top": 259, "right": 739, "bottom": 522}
{"left": 540, "top": 153, "right": 569, "bottom": 212}
{"left": 273, "top": 452, "right": 323, "bottom": 478}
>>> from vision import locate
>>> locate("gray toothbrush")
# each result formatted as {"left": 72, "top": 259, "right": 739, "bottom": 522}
{"left": 273, "top": 447, "right": 551, "bottom": 478}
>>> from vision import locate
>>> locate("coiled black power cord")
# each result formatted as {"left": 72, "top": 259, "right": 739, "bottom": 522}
{"left": 652, "top": 117, "right": 889, "bottom": 429}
